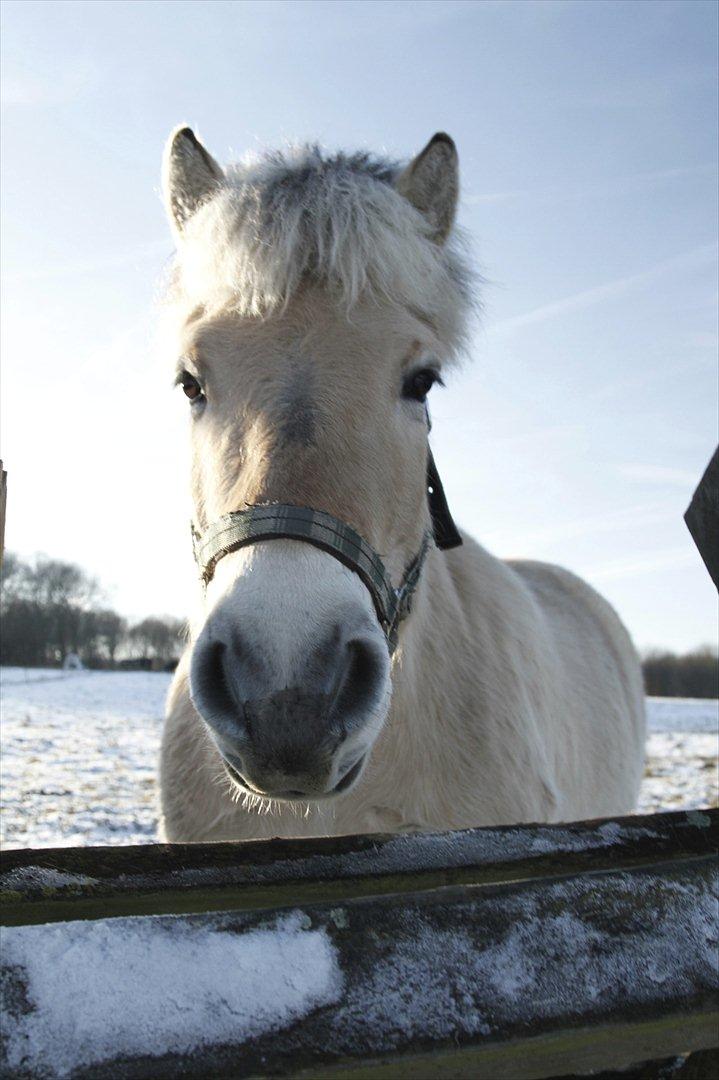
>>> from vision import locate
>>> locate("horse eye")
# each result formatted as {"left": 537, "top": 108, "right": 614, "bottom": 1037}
{"left": 179, "top": 372, "right": 204, "bottom": 403}
{"left": 403, "top": 368, "right": 441, "bottom": 403}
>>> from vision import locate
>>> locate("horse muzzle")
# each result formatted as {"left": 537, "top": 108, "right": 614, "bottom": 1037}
{"left": 221, "top": 744, "right": 369, "bottom": 801}
{"left": 188, "top": 543, "right": 391, "bottom": 801}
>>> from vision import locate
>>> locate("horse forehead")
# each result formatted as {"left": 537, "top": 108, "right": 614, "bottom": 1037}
{"left": 277, "top": 360, "right": 320, "bottom": 448}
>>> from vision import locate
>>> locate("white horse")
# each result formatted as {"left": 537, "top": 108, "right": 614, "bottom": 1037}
{"left": 159, "top": 127, "right": 645, "bottom": 842}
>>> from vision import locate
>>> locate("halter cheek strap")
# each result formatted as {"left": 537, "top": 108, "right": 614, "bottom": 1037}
{"left": 427, "top": 448, "right": 463, "bottom": 551}
{"left": 191, "top": 439, "right": 462, "bottom": 655}
{"left": 424, "top": 405, "right": 463, "bottom": 551}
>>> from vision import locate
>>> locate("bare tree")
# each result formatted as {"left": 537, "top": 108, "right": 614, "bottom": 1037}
{"left": 93, "top": 610, "right": 127, "bottom": 663}
{"left": 1, "top": 552, "right": 187, "bottom": 669}
{"left": 128, "top": 616, "right": 185, "bottom": 663}
{"left": 1, "top": 554, "right": 109, "bottom": 666}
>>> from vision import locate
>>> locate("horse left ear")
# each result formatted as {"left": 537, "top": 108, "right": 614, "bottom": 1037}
{"left": 396, "top": 133, "right": 459, "bottom": 244}
{"left": 162, "top": 125, "right": 225, "bottom": 234}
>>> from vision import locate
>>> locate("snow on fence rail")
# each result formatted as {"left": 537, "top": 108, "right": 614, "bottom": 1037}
{"left": 1, "top": 809, "right": 717, "bottom": 1079}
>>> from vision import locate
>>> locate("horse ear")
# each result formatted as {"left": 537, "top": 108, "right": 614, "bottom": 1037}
{"left": 395, "top": 133, "right": 458, "bottom": 244}
{"left": 162, "top": 126, "right": 224, "bottom": 233}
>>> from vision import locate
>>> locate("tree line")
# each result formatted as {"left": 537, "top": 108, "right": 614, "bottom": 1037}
{"left": 641, "top": 646, "right": 718, "bottom": 699}
{"left": 0, "top": 553, "right": 185, "bottom": 669}
{"left": 1, "top": 551, "right": 717, "bottom": 694}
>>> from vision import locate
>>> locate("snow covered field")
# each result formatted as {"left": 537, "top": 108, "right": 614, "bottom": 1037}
{"left": 1, "top": 667, "right": 717, "bottom": 849}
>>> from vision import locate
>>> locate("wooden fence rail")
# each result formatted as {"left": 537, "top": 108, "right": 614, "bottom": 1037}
{"left": 1, "top": 809, "right": 717, "bottom": 1079}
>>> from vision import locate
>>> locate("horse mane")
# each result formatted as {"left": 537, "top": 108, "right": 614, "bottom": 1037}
{"left": 169, "top": 144, "right": 476, "bottom": 358}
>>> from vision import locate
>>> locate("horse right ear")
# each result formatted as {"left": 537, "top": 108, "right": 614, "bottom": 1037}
{"left": 396, "top": 133, "right": 459, "bottom": 245}
{"left": 162, "top": 126, "right": 225, "bottom": 234}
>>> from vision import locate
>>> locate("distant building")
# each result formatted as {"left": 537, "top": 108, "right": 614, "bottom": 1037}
{"left": 62, "top": 652, "right": 83, "bottom": 671}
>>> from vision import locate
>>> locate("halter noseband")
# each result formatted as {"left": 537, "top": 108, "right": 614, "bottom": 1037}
{"left": 191, "top": 448, "right": 462, "bottom": 655}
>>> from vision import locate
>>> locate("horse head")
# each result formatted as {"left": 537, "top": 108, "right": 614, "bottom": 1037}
{"left": 162, "top": 127, "right": 470, "bottom": 802}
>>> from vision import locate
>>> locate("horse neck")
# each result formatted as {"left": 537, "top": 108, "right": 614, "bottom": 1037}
{"left": 386, "top": 546, "right": 467, "bottom": 753}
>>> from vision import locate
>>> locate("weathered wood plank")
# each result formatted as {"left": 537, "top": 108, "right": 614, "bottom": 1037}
{"left": 553, "top": 1048, "right": 719, "bottom": 1080}
{"left": 1, "top": 854, "right": 716, "bottom": 1079}
{"left": 2, "top": 809, "right": 716, "bottom": 925}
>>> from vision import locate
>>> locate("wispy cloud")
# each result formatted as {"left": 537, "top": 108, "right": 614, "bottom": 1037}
{"left": 1, "top": 63, "right": 97, "bottom": 108}
{"left": 686, "top": 330, "right": 719, "bottom": 350}
{"left": 464, "top": 163, "right": 717, "bottom": 208}
{"left": 484, "top": 501, "right": 673, "bottom": 556}
{"left": 464, "top": 189, "right": 528, "bottom": 205}
{"left": 491, "top": 243, "right": 718, "bottom": 334}
{"left": 617, "top": 464, "right": 700, "bottom": 488}
{"left": 585, "top": 352, "right": 717, "bottom": 408}
{"left": 577, "top": 64, "right": 717, "bottom": 111}
{"left": 1, "top": 240, "right": 170, "bottom": 285}
{"left": 585, "top": 547, "right": 697, "bottom": 583}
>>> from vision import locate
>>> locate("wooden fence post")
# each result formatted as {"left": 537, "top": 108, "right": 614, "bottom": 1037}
{"left": 0, "top": 459, "right": 6, "bottom": 566}
{"left": 685, "top": 446, "right": 719, "bottom": 590}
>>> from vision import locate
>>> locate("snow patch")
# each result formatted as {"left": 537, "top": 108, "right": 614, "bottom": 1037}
{"left": 1, "top": 866, "right": 97, "bottom": 890}
{"left": 646, "top": 697, "right": 718, "bottom": 734}
{"left": 1, "top": 670, "right": 716, "bottom": 848}
{"left": 1, "top": 910, "right": 342, "bottom": 1079}
{"left": 331, "top": 867, "right": 719, "bottom": 1053}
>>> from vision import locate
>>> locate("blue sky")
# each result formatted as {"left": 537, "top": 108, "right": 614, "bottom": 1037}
{"left": 1, "top": 0, "right": 717, "bottom": 651}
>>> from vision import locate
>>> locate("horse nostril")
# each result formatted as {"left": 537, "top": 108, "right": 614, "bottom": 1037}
{"left": 332, "top": 636, "right": 386, "bottom": 720}
{"left": 190, "top": 611, "right": 389, "bottom": 800}
{"left": 190, "top": 638, "right": 237, "bottom": 722}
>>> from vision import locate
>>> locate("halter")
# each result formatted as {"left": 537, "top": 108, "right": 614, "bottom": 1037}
{"left": 191, "top": 438, "right": 462, "bottom": 655}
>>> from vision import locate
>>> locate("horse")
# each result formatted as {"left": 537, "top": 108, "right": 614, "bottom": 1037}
{"left": 158, "top": 126, "right": 645, "bottom": 842}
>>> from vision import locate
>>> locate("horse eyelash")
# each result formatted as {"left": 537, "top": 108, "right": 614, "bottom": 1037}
{"left": 415, "top": 367, "right": 445, "bottom": 388}
{"left": 173, "top": 356, "right": 203, "bottom": 387}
